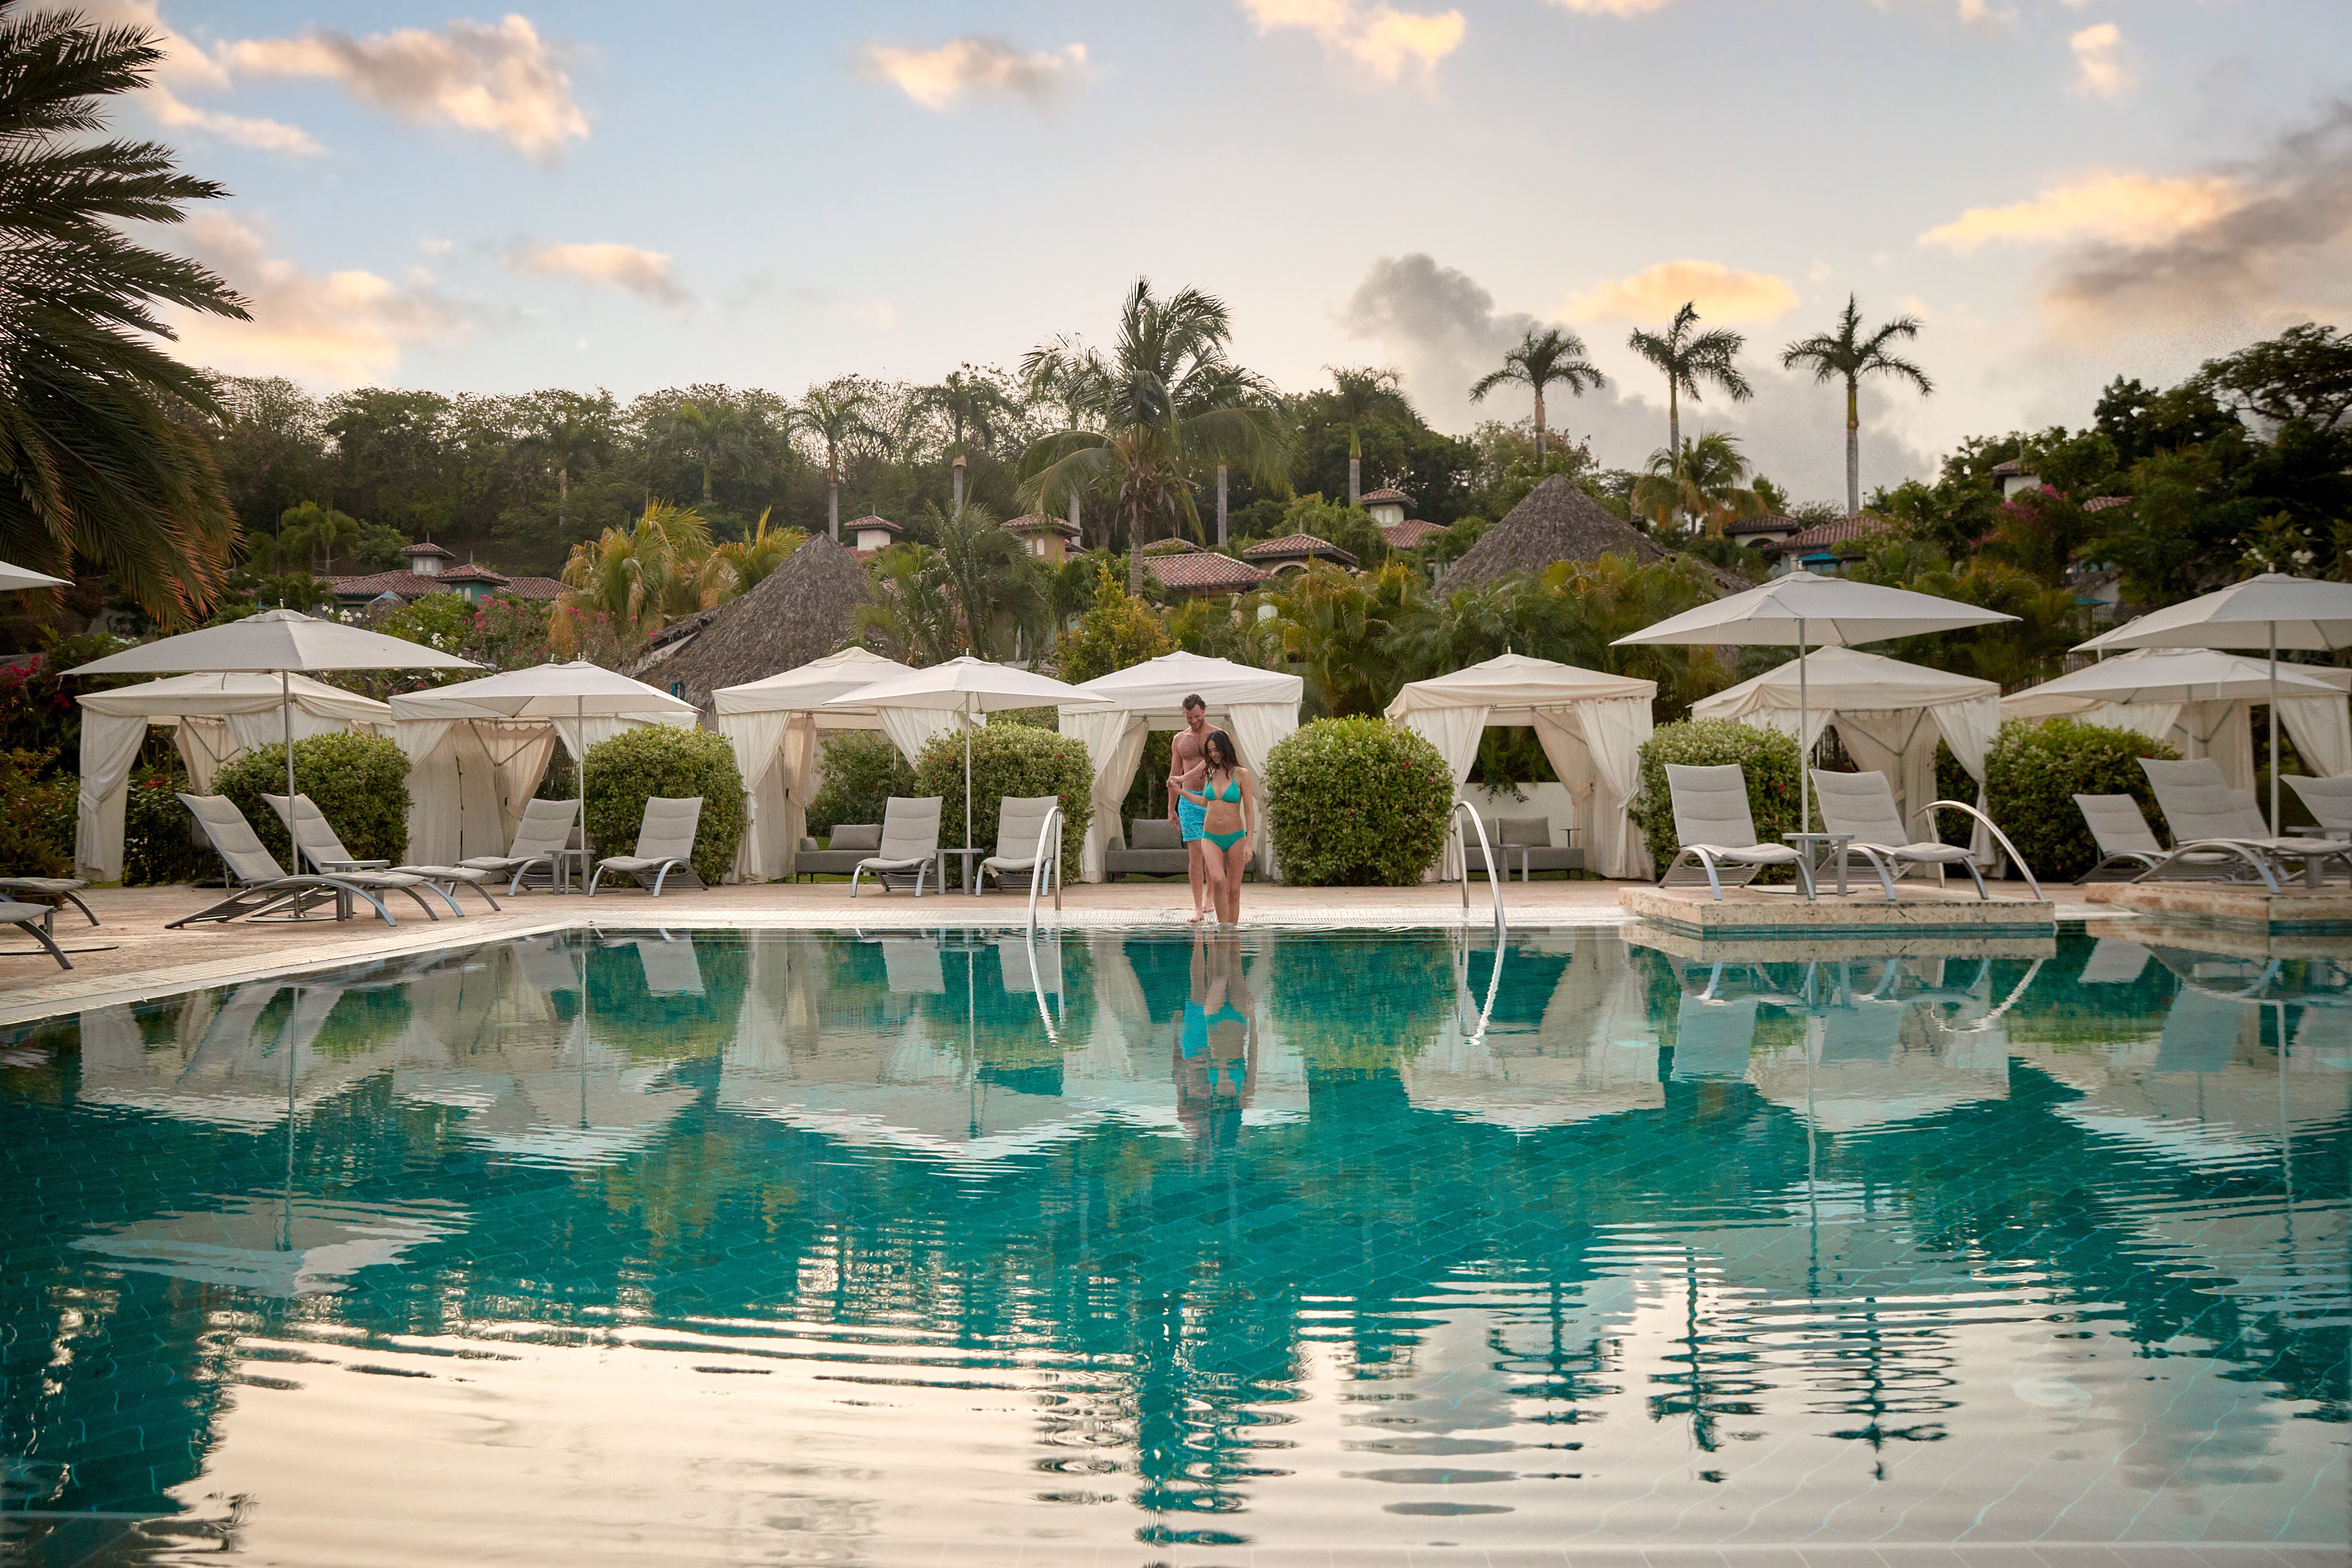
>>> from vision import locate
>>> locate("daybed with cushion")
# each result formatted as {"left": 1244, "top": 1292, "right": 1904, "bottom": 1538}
{"left": 795, "top": 823, "right": 880, "bottom": 879}
{"left": 1106, "top": 818, "right": 1188, "bottom": 879}
{"left": 1464, "top": 815, "right": 1583, "bottom": 880}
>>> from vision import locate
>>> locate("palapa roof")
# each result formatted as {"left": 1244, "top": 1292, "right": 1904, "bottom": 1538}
{"left": 631, "top": 534, "right": 876, "bottom": 709}
{"left": 1441, "top": 475, "right": 1668, "bottom": 593}
{"left": 1242, "top": 532, "right": 1359, "bottom": 568}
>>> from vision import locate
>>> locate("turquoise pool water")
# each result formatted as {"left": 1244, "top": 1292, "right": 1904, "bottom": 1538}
{"left": 1, "top": 926, "right": 2346, "bottom": 1565}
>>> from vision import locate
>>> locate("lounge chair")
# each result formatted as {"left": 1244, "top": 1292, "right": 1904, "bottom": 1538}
{"left": 168, "top": 794, "right": 446, "bottom": 928}
{"left": 457, "top": 797, "right": 581, "bottom": 893}
{"left": 2072, "top": 794, "right": 2171, "bottom": 882}
{"left": 587, "top": 796, "right": 704, "bottom": 896}
{"left": 1810, "top": 769, "right": 1990, "bottom": 901}
{"left": 0, "top": 877, "right": 97, "bottom": 928}
{"left": 2285, "top": 774, "right": 2352, "bottom": 839}
{"left": 849, "top": 796, "right": 943, "bottom": 897}
{"left": 0, "top": 899, "right": 71, "bottom": 968}
{"left": 1464, "top": 816, "right": 1584, "bottom": 881}
{"left": 2139, "top": 758, "right": 2352, "bottom": 891}
{"left": 1658, "top": 763, "right": 1815, "bottom": 901}
{"left": 264, "top": 793, "right": 499, "bottom": 912}
{"left": 978, "top": 796, "right": 1062, "bottom": 895}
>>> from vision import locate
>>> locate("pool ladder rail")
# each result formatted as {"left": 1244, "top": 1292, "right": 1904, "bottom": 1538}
{"left": 1025, "top": 803, "right": 1065, "bottom": 929}
{"left": 1452, "top": 798, "right": 1508, "bottom": 937}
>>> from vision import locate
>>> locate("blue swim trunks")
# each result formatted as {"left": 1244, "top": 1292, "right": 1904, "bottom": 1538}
{"left": 1177, "top": 798, "right": 1206, "bottom": 843}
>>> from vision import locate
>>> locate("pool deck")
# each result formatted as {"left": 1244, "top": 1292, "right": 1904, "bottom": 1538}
{"left": 0, "top": 876, "right": 2108, "bottom": 1027}
{"left": 2080, "top": 877, "right": 2352, "bottom": 931}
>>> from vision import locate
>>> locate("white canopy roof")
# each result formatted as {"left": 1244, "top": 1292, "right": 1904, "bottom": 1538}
{"left": 1612, "top": 570, "right": 2017, "bottom": 649}
{"left": 2003, "top": 646, "right": 2347, "bottom": 714}
{"left": 0, "top": 557, "right": 70, "bottom": 591}
{"left": 389, "top": 660, "right": 695, "bottom": 722}
{"left": 1694, "top": 646, "right": 1996, "bottom": 722}
{"left": 1063, "top": 649, "right": 1302, "bottom": 716}
{"left": 66, "top": 607, "right": 478, "bottom": 675}
{"left": 711, "top": 645, "right": 913, "bottom": 718}
{"left": 1385, "top": 652, "right": 1655, "bottom": 725}
{"left": 2078, "top": 573, "right": 2352, "bottom": 653}
{"left": 823, "top": 654, "right": 1101, "bottom": 714}
{"left": 79, "top": 670, "right": 391, "bottom": 724}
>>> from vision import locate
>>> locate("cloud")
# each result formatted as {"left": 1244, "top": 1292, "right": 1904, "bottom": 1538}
{"left": 86, "top": 2, "right": 322, "bottom": 153}
{"left": 1563, "top": 260, "right": 1800, "bottom": 323}
{"left": 222, "top": 15, "right": 588, "bottom": 162}
{"left": 506, "top": 242, "right": 685, "bottom": 305}
{"left": 855, "top": 36, "right": 1090, "bottom": 110}
{"left": 1920, "top": 171, "right": 2246, "bottom": 252}
{"left": 1239, "top": 0, "right": 1466, "bottom": 84}
{"left": 2069, "top": 23, "right": 2130, "bottom": 98}
{"left": 170, "top": 213, "right": 465, "bottom": 384}
{"left": 145, "top": 85, "right": 322, "bottom": 155}
{"left": 1544, "top": 0, "right": 1673, "bottom": 14}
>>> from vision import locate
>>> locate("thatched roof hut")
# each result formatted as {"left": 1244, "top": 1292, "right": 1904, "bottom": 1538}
{"left": 1442, "top": 475, "right": 1667, "bottom": 593}
{"left": 633, "top": 535, "right": 874, "bottom": 709}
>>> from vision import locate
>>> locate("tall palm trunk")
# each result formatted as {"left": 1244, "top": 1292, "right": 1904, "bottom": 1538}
{"left": 1666, "top": 384, "right": 1682, "bottom": 530}
{"left": 1844, "top": 375, "right": 1861, "bottom": 518}
{"left": 827, "top": 453, "right": 840, "bottom": 540}
{"left": 702, "top": 461, "right": 713, "bottom": 505}
{"left": 1347, "top": 431, "right": 1360, "bottom": 507}
{"left": 557, "top": 466, "right": 569, "bottom": 529}
{"left": 1533, "top": 388, "right": 1547, "bottom": 461}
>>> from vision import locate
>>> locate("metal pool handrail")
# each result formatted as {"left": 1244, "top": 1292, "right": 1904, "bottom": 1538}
{"left": 1026, "top": 803, "right": 1065, "bottom": 926}
{"left": 1452, "top": 799, "right": 1506, "bottom": 937}
{"left": 1920, "top": 798, "right": 2045, "bottom": 902}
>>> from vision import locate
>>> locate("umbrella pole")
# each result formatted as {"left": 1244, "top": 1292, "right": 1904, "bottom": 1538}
{"left": 576, "top": 695, "right": 586, "bottom": 891}
{"left": 2269, "top": 622, "right": 2280, "bottom": 837}
{"left": 965, "top": 696, "right": 974, "bottom": 889}
{"left": 282, "top": 670, "right": 296, "bottom": 811}
{"left": 1797, "top": 621, "right": 1810, "bottom": 836}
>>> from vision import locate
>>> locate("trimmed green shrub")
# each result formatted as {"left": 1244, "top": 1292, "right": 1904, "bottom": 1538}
{"left": 1629, "top": 719, "right": 1803, "bottom": 873}
{"left": 912, "top": 723, "right": 1092, "bottom": 884}
{"left": 1263, "top": 717, "right": 1452, "bottom": 886}
{"left": 124, "top": 764, "right": 213, "bottom": 885}
{"left": 808, "top": 732, "right": 913, "bottom": 834}
{"left": 1984, "top": 717, "right": 2178, "bottom": 882}
{"left": 216, "top": 731, "right": 411, "bottom": 867}
{"left": 0, "top": 747, "right": 74, "bottom": 877}
{"left": 582, "top": 725, "right": 745, "bottom": 886}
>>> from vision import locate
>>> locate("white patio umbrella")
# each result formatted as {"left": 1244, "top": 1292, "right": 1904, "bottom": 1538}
{"left": 0, "top": 557, "right": 69, "bottom": 591}
{"left": 1614, "top": 571, "right": 2017, "bottom": 835}
{"left": 821, "top": 655, "right": 1102, "bottom": 860}
{"left": 390, "top": 660, "right": 695, "bottom": 870}
{"left": 66, "top": 608, "right": 479, "bottom": 816}
{"left": 2076, "top": 574, "right": 2352, "bottom": 834}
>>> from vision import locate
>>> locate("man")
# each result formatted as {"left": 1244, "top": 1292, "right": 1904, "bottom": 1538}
{"left": 1167, "top": 694, "right": 1227, "bottom": 924}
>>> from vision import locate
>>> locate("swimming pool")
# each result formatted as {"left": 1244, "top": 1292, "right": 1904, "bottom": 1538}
{"left": 2, "top": 927, "right": 2345, "bottom": 1565}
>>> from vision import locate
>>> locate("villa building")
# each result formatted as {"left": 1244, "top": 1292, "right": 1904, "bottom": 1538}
{"left": 326, "top": 541, "right": 565, "bottom": 610}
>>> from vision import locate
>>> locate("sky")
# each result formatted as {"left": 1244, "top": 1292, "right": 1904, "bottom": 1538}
{"left": 98, "top": 0, "right": 2352, "bottom": 508}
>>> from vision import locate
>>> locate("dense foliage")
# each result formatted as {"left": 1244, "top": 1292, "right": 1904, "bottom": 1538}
{"left": 1051, "top": 567, "right": 1170, "bottom": 685}
{"left": 580, "top": 725, "right": 745, "bottom": 887}
{"left": 807, "top": 732, "right": 913, "bottom": 836}
{"left": 1983, "top": 718, "right": 2180, "bottom": 883}
{"left": 1262, "top": 718, "right": 1452, "bottom": 886}
{"left": 0, "top": 747, "right": 72, "bottom": 876}
{"left": 911, "top": 722, "right": 1092, "bottom": 884}
{"left": 122, "top": 765, "right": 210, "bottom": 885}
{"left": 1629, "top": 720, "right": 1804, "bottom": 872}
{"left": 214, "top": 731, "right": 413, "bottom": 868}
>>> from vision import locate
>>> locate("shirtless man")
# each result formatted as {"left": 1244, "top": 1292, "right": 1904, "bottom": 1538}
{"left": 1167, "top": 695, "right": 1226, "bottom": 924}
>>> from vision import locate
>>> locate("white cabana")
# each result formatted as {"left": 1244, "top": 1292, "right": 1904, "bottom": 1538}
{"left": 1692, "top": 646, "right": 2001, "bottom": 852}
{"left": 1058, "top": 651, "right": 1304, "bottom": 883}
{"left": 2002, "top": 647, "right": 2352, "bottom": 793}
{"left": 74, "top": 673, "right": 392, "bottom": 881}
{"left": 711, "top": 647, "right": 967, "bottom": 882}
{"left": 1384, "top": 653, "right": 1656, "bottom": 881}
{"left": 389, "top": 662, "right": 697, "bottom": 866}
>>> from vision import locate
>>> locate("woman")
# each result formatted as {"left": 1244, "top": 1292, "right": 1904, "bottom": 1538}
{"left": 1176, "top": 730, "right": 1257, "bottom": 925}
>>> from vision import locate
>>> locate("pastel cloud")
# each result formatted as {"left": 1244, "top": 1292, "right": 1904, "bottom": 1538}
{"left": 170, "top": 214, "right": 465, "bottom": 384}
{"left": 1564, "top": 260, "right": 1800, "bottom": 322}
{"left": 86, "top": 1, "right": 319, "bottom": 154}
{"left": 855, "top": 36, "right": 1090, "bottom": 110}
{"left": 2070, "top": 23, "right": 2130, "bottom": 98}
{"left": 1239, "top": 0, "right": 1466, "bottom": 84}
{"left": 1919, "top": 171, "right": 2244, "bottom": 252}
{"left": 506, "top": 242, "right": 686, "bottom": 305}
{"left": 1544, "top": 0, "right": 1674, "bottom": 15}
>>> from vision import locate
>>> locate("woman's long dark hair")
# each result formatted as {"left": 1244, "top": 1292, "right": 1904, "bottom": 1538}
{"left": 1202, "top": 730, "right": 1238, "bottom": 773}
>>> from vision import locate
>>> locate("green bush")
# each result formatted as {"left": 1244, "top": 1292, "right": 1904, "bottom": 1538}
{"left": 125, "top": 764, "right": 213, "bottom": 885}
{"left": 912, "top": 723, "right": 1092, "bottom": 884}
{"left": 0, "top": 747, "right": 74, "bottom": 877}
{"left": 1263, "top": 717, "right": 1452, "bottom": 886}
{"left": 582, "top": 725, "right": 745, "bottom": 886}
{"left": 216, "top": 731, "right": 412, "bottom": 867}
{"left": 808, "top": 732, "right": 913, "bottom": 834}
{"left": 1629, "top": 719, "right": 1803, "bottom": 872}
{"left": 1984, "top": 717, "right": 2179, "bottom": 882}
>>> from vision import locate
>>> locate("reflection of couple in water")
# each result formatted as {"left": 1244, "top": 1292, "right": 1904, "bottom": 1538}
{"left": 1174, "top": 930, "right": 1256, "bottom": 1146}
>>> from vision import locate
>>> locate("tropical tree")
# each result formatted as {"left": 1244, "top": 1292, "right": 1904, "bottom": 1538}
{"left": 1627, "top": 303, "right": 1752, "bottom": 514}
{"left": 1266, "top": 561, "right": 1422, "bottom": 717}
{"left": 1322, "top": 365, "right": 1411, "bottom": 505}
{"left": 1780, "top": 295, "right": 1932, "bottom": 518}
{"left": 914, "top": 364, "right": 1019, "bottom": 459}
{"left": 1017, "top": 279, "right": 1287, "bottom": 596}
{"left": 855, "top": 545, "right": 962, "bottom": 667}
{"left": 0, "top": 0, "right": 249, "bottom": 624}
{"left": 1467, "top": 328, "right": 1605, "bottom": 463}
{"left": 926, "top": 502, "right": 1048, "bottom": 661}
{"left": 275, "top": 500, "right": 361, "bottom": 574}
{"left": 1632, "top": 433, "right": 1768, "bottom": 537}
{"left": 518, "top": 392, "right": 614, "bottom": 530}
{"left": 554, "top": 499, "right": 735, "bottom": 647}
{"left": 661, "top": 398, "right": 757, "bottom": 506}
{"left": 711, "top": 506, "right": 805, "bottom": 591}
{"left": 1053, "top": 560, "right": 1171, "bottom": 683}
{"left": 793, "top": 377, "right": 884, "bottom": 540}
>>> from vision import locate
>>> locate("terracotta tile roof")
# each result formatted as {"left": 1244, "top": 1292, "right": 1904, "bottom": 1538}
{"left": 1003, "top": 512, "right": 1080, "bottom": 539}
{"left": 401, "top": 541, "right": 456, "bottom": 560}
{"left": 1145, "top": 552, "right": 1269, "bottom": 595}
{"left": 436, "top": 565, "right": 510, "bottom": 586}
{"left": 496, "top": 576, "right": 568, "bottom": 600}
{"left": 1724, "top": 513, "right": 1803, "bottom": 537}
{"left": 1142, "top": 537, "right": 1201, "bottom": 554}
{"left": 1378, "top": 518, "right": 1450, "bottom": 549}
{"left": 327, "top": 568, "right": 439, "bottom": 599}
{"left": 1241, "top": 532, "right": 1360, "bottom": 569}
{"left": 1990, "top": 458, "right": 2028, "bottom": 476}
{"left": 1761, "top": 514, "right": 1898, "bottom": 558}
{"left": 1359, "top": 487, "right": 1412, "bottom": 505}
{"left": 844, "top": 514, "right": 901, "bottom": 535}
{"left": 327, "top": 565, "right": 567, "bottom": 601}
{"left": 2084, "top": 495, "right": 2131, "bottom": 512}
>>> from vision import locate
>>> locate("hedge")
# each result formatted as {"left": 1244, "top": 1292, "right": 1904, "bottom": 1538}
{"left": 912, "top": 723, "right": 1092, "bottom": 884}
{"left": 582, "top": 725, "right": 745, "bottom": 887}
{"left": 0, "top": 747, "right": 74, "bottom": 878}
{"left": 808, "top": 731, "right": 913, "bottom": 834}
{"left": 125, "top": 764, "right": 213, "bottom": 885}
{"left": 1629, "top": 720, "right": 1804, "bottom": 872}
{"left": 216, "top": 731, "right": 412, "bottom": 867}
{"left": 1262, "top": 717, "right": 1453, "bottom": 886}
{"left": 1984, "top": 717, "right": 2179, "bottom": 882}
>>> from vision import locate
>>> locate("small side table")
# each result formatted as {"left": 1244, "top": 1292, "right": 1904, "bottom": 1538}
{"left": 1782, "top": 832, "right": 1855, "bottom": 897}
{"left": 940, "top": 847, "right": 981, "bottom": 896}
{"left": 552, "top": 847, "right": 586, "bottom": 893}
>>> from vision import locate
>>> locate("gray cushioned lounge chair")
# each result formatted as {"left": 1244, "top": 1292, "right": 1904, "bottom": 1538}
{"left": 2285, "top": 773, "right": 2352, "bottom": 839}
{"left": 2071, "top": 794, "right": 2171, "bottom": 882}
{"left": 0, "top": 898, "right": 71, "bottom": 968}
{"left": 2139, "top": 757, "right": 2352, "bottom": 891}
{"left": 264, "top": 793, "right": 497, "bottom": 912}
{"left": 170, "top": 793, "right": 445, "bottom": 928}
{"left": 0, "top": 877, "right": 97, "bottom": 928}
{"left": 1810, "top": 769, "right": 1989, "bottom": 900}
{"left": 978, "top": 796, "right": 1061, "bottom": 895}
{"left": 458, "top": 796, "right": 581, "bottom": 893}
{"left": 588, "top": 796, "right": 704, "bottom": 895}
{"left": 850, "top": 796, "right": 943, "bottom": 897}
{"left": 1659, "top": 763, "right": 1815, "bottom": 901}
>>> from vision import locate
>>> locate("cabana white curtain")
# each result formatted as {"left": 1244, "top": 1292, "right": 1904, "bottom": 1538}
{"left": 2003, "top": 652, "right": 2352, "bottom": 794}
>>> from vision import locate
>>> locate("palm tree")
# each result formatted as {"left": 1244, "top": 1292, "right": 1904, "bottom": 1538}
{"left": 928, "top": 501, "right": 1048, "bottom": 660}
{"left": 1468, "top": 328, "right": 1605, "bottom": 462}
{"left": 1017, "top": 279, "right": 1287, "bottom": 597}
{"left": 0, "top": 2, "right": 250, "bottom": 624}
{"left": 1781, "top": 295, "right": 1932, "bottom": 518}
{"left": 1323, "top": 365, "right": 1409, "bottom": 505}
{"left": 914, "top": 365, "right": 1017, "bottom": 459}
{"left": 793, "top": 378, "right": 883, "bottom": 541}
{"left": 1626, "top": 304, "right": 1753, "bottom": 516}
{"left": 711, "top": 506, "right": 805, "bottom": 592}
{"left": 518, "top": 393, "right": 612, "bottom": 531}
{"left": 661, "top": 398, "right": 756, "bottom": 507}
{"left": 275, "top": 500, "right": 360, "bottom": 574}
{"left": 1632, "top": 433, "right": 1767, "bottom": 537}
{"left": 554, "top": 499, "right": 735, "bottom": 646}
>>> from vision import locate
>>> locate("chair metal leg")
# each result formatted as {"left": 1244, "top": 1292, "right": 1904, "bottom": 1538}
{"left": 14, "top": 916, "right": 70, "bottom": 969}
{"left": 849, "top": 866, "right": 864, "bottom": 898}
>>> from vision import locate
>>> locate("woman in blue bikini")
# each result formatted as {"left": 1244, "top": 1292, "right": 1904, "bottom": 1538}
{"left": 1176, "top": 730, "right": 1257, "bottom": 925}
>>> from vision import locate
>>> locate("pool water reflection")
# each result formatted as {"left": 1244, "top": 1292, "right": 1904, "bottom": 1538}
{"left": 1, "top": 927, "right": 2345, "bottom": 1563}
